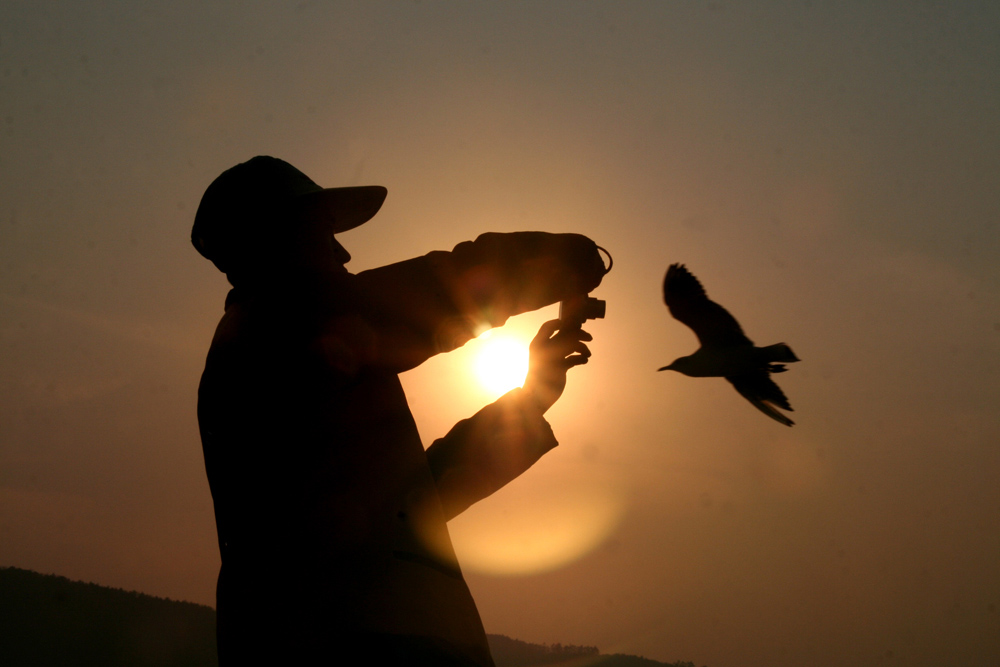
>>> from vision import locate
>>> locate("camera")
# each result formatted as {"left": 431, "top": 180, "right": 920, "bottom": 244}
{"left": 559, "top": 294, "right": 606, "bottom": 329}
{"left": 558, "top": 245, "right": 612, "bottom": 329}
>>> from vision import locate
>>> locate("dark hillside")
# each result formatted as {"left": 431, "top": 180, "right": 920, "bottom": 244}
{"left": 487, "top": 634, "right": 699, "bottom": 667}
{"left": 0, "top": 567, "right": 699, "bottom": 667}
{"left": 0, "top": 567, "right": 217, "bottom": 667}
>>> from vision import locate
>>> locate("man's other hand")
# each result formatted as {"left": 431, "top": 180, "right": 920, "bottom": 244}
{"left": 523, "top": 319, "right": 592, "bottom": 414}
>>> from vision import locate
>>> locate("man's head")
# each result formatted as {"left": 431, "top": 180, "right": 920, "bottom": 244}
{"left": 192, "top": 156, "right": 386, "bottom": 284}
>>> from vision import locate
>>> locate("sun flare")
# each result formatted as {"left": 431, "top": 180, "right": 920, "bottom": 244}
{"left": 472, "top": 332, "right": 529, "bottom": 396}
{"left": 447, "top": 475, "right": 624, "bottom": 577}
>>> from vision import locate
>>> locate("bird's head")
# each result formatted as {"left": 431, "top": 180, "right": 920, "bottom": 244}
{"left": 657, "top": 357, "right": 688, "bottom": 374}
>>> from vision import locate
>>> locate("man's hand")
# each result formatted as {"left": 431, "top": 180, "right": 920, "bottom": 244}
{"left": 523, "top": 319, "right": 593, "bottom": 414}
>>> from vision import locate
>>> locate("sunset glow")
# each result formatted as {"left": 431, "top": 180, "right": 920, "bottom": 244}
{"left": 447, "top": 475, "right": 624, "bottom": 577}
{"left": 472, "top": 332, "right": 529, "bottom": 396}
{"left": 5, "top": 4, "right": 999, "bottom": 666}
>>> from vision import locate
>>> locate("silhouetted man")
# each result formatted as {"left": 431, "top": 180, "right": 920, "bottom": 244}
{"left": 192, "top": 157, "right": 606, "bottom": 666}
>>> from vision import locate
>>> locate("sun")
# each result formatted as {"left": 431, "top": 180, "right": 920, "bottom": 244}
{"left": 473, "top": 332, "right": 529, "bottom": 396}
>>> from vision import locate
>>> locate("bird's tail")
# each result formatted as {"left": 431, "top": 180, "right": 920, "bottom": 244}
{"left": 761, "top": 343, "right": 799, "bottom": 364}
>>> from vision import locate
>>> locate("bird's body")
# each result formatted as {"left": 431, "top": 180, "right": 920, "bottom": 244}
{"left": 665, "top": 343, "right": 794, "bottom": 378}
{"left": 659, "top": 264, "right": 799, "bottom": 426}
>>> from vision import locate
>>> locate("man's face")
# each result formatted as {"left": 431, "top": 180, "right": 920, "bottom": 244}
{"left": 289, "top": 222, "right": 352, "bottom": 275}
{"left": 328, "top": 233, "right": 352, "bottom": 272}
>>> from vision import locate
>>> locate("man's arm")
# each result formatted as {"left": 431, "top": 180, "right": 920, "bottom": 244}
{"left": 426, "top": 320, "right": 592, "bottom": 520}
{"left": 352, "top": 232, "right": 606, "bottom": 373}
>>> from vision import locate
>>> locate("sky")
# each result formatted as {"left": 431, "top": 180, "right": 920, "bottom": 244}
{"left": 2, "top": 2, "right": 999, "bottom": 666}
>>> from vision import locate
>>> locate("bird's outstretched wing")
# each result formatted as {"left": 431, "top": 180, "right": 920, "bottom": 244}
{"left": 663, "top": 264, "right": 752, "bottom": 347}
{"left": 726, "top": 371, "right": 795, "bottom": 426}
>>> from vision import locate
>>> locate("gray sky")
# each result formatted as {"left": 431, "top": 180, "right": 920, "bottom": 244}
{"left": 2, "top": 3, "right": 999, "bottom": 666}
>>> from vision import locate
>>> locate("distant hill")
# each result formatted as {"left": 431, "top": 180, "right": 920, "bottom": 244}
{"left": 0, "top": 567, "right": 700, "bottom": 667}
{"left": 0, "top": 567, "right": 216, "bottom": 667}
{"left": 486, "top": 634, "right": 699, "bottom": 667}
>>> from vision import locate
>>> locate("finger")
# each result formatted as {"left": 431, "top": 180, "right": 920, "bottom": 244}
{"left": 532, "top": 319, "right": 562, "bottom": 344}
{"left": 562, "top": 341, "right": 591, "bottom": 359}
{"left": 550, "top": 327, "right": 592, "bottom": 346}
{"left": 564, "top": 354, "right": 590, "bottom": 369}
{"left": 545, "top": 339, "right": 590, "bottom": 362}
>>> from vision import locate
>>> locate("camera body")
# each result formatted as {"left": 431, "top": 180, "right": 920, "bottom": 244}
{"left": 559, "top": 294, "right": 606, "bottom": 328}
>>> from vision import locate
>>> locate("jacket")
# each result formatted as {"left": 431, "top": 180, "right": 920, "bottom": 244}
{"left": 197, "top": 232, "right": 604, "bottom": 665}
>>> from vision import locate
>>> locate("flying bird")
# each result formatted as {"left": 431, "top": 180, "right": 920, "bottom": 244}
{"left": 658, "top": 263, "right": 800, "bottom": 426}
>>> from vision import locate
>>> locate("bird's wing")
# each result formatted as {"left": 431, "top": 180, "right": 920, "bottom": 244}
{"left": 726, "top": 371, "right": 795, "bottom": 426}
{"left": 663, "top": 264, "right": 753, "bottom": 347}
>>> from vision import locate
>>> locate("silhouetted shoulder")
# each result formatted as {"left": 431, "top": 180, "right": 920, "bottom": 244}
{"left": 662, "top": 264, "right": 751, "bottom": 347}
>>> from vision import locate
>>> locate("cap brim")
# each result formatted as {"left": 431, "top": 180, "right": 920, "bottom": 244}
{"left": 295, "top": 185, "right": 387, "bottom": 234}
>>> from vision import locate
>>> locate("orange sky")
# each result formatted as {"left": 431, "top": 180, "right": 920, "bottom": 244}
{"left": 2, "top": 3, "right": 999, "bottom": 666}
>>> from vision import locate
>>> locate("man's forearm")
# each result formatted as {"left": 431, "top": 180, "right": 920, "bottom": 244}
{"left": 351, "top": 232, "right": 605, "bottom": 372}
{"left": 425, "top": 388, "right": 558, "bottom": 520}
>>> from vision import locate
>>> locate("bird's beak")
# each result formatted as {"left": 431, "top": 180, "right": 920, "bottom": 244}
{"left": 657, "top": 363, "right": 674, "bottom": 372}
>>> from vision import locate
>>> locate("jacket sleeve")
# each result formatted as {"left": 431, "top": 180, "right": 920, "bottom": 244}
{"left": 424, "top": 387, "right": 558, "bottom": 520}
{"left": 352, "top": 231, "right": 605, "bottom": 372}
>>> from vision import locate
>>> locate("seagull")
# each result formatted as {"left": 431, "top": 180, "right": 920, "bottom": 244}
{"left": 658, "top": 263, "right": 800, "bottom": 426}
